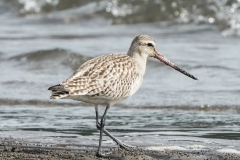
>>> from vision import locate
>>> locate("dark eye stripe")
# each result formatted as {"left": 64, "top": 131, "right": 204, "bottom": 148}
{"left": 147, "top": 43, "right": 153, "bottom": 47}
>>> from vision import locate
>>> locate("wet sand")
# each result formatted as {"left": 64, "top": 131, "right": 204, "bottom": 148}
{"left": 1, "top": 137, "right": 240, "bottom": 160}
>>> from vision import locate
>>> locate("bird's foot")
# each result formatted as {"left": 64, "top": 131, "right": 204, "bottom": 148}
{"left": 96, "top": 151, "right": 105, "bottom": 158}
{"left": 118, "top": 142, "right": 137, "bottom": 151}
{"left": 96, "top": 150, "right": 112, "bottom": 158}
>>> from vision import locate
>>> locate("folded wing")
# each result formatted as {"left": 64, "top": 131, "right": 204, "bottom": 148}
{"left": 49, "top": 54, "right": 139, "bottom": 99}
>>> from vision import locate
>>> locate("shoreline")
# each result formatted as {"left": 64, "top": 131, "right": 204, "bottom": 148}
{"left": 1, "top": 137, "right": 239, "bottom": 160}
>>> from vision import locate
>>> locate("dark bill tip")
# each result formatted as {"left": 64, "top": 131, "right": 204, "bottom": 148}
{"left": 154, "top": 53, "right": 198, "bottom": 80}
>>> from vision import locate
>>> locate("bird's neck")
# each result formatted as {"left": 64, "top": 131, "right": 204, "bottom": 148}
{"left": 128, "top": 51, "right": 148, "bottom": 75}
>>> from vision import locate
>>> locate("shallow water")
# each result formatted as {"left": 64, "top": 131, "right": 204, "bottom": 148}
{"left": 1, "top": 105, "right": 240, "bottom": 139}
{"left": 0, "top": 0, "right": 240, "bottom": 155}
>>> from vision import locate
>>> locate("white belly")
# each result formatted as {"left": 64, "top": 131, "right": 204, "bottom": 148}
{"left": 129, "top": 76, "right": 143, "bottom": 96}
{"left": 66, "top": 95, "right": 128, "bottom": 106}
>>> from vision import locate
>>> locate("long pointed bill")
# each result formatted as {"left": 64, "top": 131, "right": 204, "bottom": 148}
{"left": 154, "top": 53, "right": 198, "bottom": 80}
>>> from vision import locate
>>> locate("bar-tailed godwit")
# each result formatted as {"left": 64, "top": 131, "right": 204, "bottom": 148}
{"left": 48, "top": 35, "right": 197, "bottom": 157}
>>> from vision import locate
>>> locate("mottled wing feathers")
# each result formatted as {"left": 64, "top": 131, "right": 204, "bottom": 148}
{"left": 56, "top": 54, "right": 139, "bottom": 99}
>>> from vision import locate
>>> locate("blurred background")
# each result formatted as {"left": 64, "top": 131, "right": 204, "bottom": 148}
{"left": 0, "top": 0, "right": 240, "bottom": 152}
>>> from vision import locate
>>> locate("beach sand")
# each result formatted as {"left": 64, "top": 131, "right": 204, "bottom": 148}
{"left": 1, "top": 137, "right": 240, "bottom": 160}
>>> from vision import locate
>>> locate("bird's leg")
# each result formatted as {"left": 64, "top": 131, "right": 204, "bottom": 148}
{"left": 99, "top": 125, "right": 136, "bottom": 150}
{"left": 95, "top": 105, "right": 99, "bottom": 128}
{"left": 94, "top": 105, "right": 136, "bottom": 151}
{"left": 96, "top": 104, "right": 110, "bottom": 157}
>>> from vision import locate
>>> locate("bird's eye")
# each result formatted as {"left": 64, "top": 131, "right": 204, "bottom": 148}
{"left": 147, "top": 43, "right": 154, "bottom": 47}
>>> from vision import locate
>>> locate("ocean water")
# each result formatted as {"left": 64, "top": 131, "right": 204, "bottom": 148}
{"left": 0, "top": 0, "right": 240, "bottom": 155}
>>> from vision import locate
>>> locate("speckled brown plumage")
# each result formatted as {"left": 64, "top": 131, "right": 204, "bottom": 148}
{"left": 55, "top": 54, "right": 141, "bottom": 99}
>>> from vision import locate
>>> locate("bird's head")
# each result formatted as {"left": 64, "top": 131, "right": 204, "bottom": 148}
{"left": 128, "top": 34, "right": 157, "bottom": 58}
{"left": 128, "top": 35, "right": 198, "bottom": 80}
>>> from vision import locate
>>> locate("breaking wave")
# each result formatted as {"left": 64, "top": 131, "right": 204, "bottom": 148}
{"left": 1, "top": 0, "right": 240, "bottom": 36}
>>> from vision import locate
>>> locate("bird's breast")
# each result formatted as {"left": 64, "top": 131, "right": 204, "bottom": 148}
{"left": 129, "top": 75, "right": 143, "bottom": 96}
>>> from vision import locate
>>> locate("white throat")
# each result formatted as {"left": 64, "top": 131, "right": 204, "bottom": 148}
{"left": 131, "top": 51, "right": 148, "bottom": 75}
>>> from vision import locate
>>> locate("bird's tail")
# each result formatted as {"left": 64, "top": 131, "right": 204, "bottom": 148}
{"left": 48, "top": 84, "right": 69, "bottom": 99}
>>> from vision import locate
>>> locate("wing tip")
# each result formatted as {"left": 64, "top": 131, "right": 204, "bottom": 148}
{"left": 48, "top": 84, "right": 61, "bottom": 91}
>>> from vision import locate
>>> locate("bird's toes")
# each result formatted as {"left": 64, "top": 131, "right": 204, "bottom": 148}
{"left": 96, "top": 151, "right": 114, "bottom": 158}
{"left": 96, "top": 152, "right": 105, "bottom": 157}
{"left": 119, "top": 143, "right": 137, "bottom": 151}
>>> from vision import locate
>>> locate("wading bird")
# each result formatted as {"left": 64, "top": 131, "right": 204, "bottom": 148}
{"left": 48, "top": 35, "right": 197, "bottom": 157}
